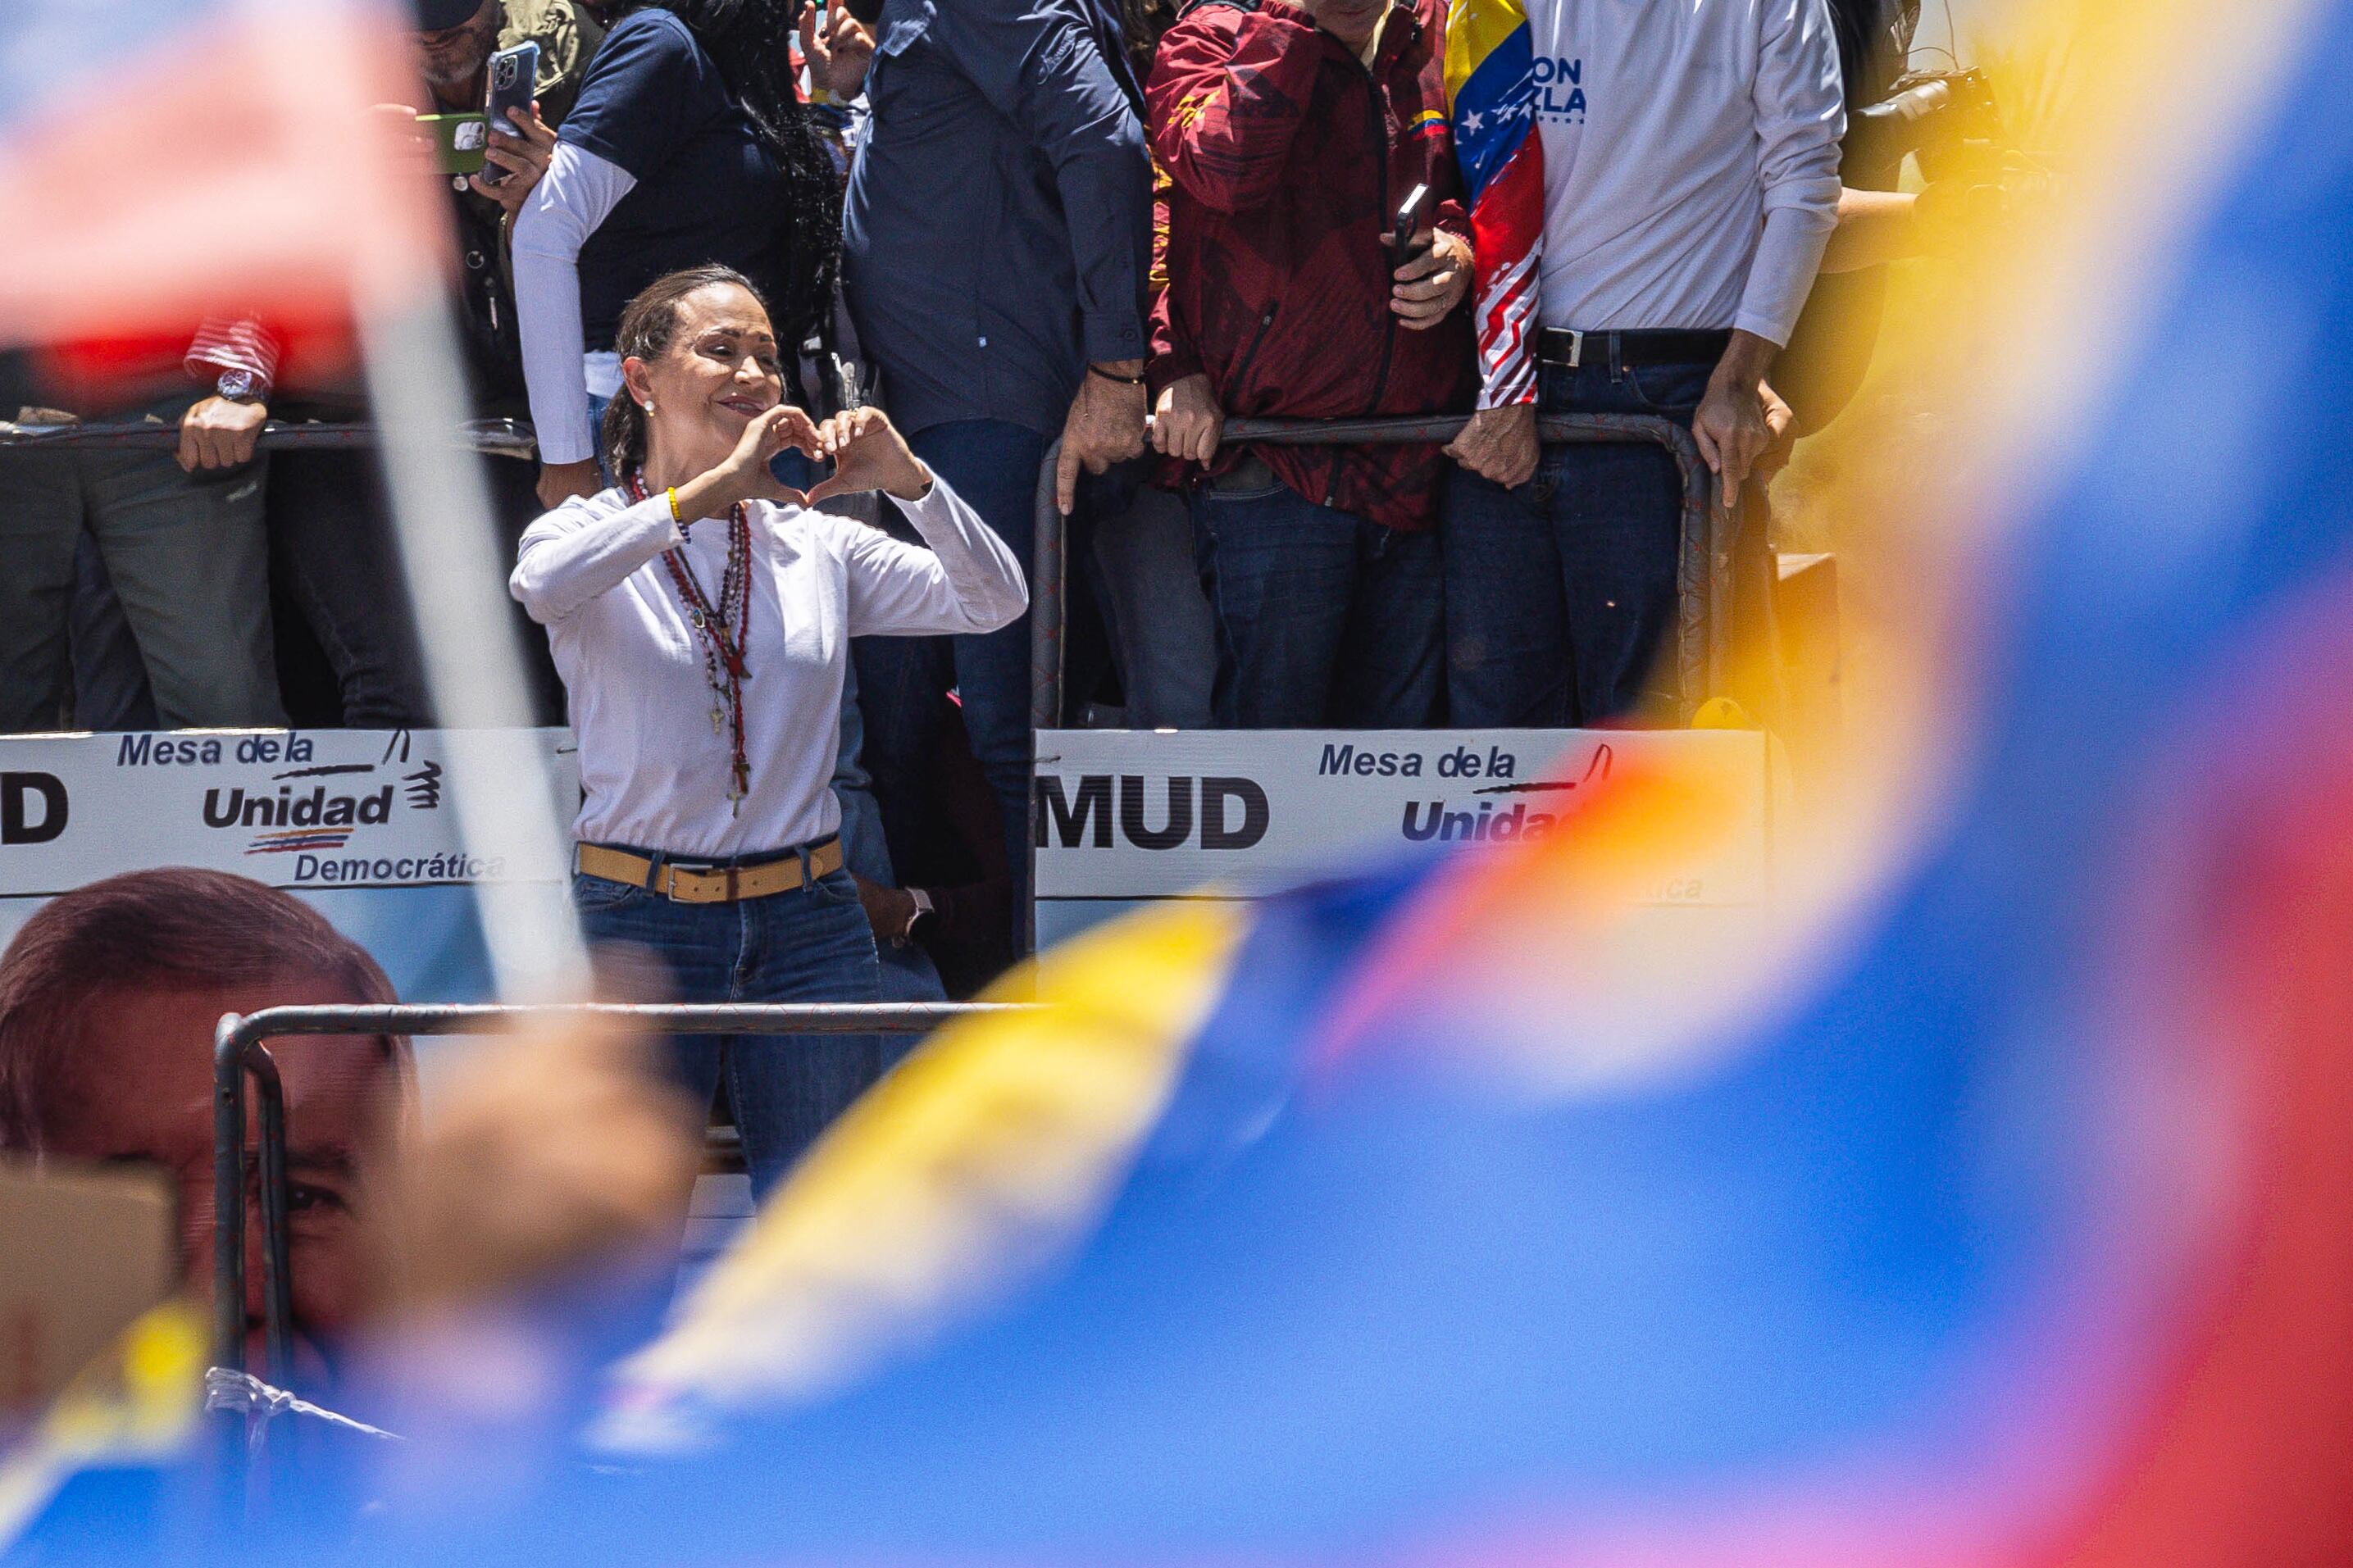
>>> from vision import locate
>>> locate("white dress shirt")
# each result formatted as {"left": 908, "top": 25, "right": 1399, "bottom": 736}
{"left": 511, "top": 473, "right": 1026, "bottom": 861}
{"left": 1527, "top": 0, "right": 1845, "bottom": 347}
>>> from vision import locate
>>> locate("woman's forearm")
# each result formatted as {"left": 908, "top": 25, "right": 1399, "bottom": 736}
{"left": 510, "top": 493, "right": 684, "bottom": 623}
{"left": 844, "top": 477, "right": 1030, "bottom": 636}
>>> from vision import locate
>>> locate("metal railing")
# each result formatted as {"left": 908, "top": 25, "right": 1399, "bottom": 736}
{"left": 12, "top": 407, "right": 1725, "bottom": 736}
{"left": 0, "top": 416, "right": 538, "bottom": 459}
{"left": 210, "top": 1001, "right": 1035, "bottom": 1407}
{"left": 1026, "top": 411, "right": 1728, "bottom": 733}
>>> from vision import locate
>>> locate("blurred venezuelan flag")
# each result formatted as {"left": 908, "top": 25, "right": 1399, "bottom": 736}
{"left": 558, "top": 0, "right": 2353, "bottom": 1562}
{"left": 0, "top": 0, "right": 443, "bottom": 385}
{"left": 15, "top": 0, "right": 2353, "bottom": 1558}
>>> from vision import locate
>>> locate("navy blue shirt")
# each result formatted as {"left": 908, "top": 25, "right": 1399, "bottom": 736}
{"left": 842, "top": 0, "right": 1152, "bottom": 437}
{"left": 560, "top": 8, "right": 789, "bottom": 350}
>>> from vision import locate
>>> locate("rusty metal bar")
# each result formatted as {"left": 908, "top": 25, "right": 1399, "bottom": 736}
{"left": 212, "top": 1000, "right": 1037, "bottom": 1379}
{"left": 1055, "top": 411, "right": 1723, "bottom": 721}
{"left": 0, "top": 417, "right": 538, "bottom": 459}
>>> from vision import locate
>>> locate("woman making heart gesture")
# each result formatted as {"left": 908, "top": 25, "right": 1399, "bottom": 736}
{"left": 511, "top": 264, "right": 1026, "bottom": 1197}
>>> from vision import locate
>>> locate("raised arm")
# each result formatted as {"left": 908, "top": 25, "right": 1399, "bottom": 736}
{"left": 1146, "top": 2, "right": 1322, "bottom": 216}
{"left": 812, "top": 408, "right": 1027, "bottom": 636}
{"left": 512, "top": 405, "right": 819, "bottom": 623}
{"left": 838, "top": 478, "right": 1029, "bottom": 638}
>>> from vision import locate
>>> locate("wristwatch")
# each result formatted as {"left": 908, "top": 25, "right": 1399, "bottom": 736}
{"left": 214, "top": 368, "right": 265, "bottom": 403}
{"left": 897, "top": 886, "right": 935, "bottom": 948}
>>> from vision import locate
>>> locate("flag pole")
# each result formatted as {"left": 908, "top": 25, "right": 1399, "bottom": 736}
{"left": 353, "top": 279, "right": 589, "bottom": 1000}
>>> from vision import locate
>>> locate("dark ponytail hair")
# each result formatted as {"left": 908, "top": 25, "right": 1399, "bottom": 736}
{"left": 603, "top": 264, "right": 775, "bottom": 475}
{"left": 612, "top": 1, "right": 841, "bottom": 351}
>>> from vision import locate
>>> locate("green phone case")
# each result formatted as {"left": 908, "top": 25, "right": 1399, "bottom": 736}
{"left": 416, "top": 112, "right": 489, "bottom": 177}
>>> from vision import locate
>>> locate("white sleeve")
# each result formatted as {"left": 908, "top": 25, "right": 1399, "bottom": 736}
{"left": 835, "top": 475, "right": 1030, "bottom": 637}
{"left": 512, "top": 142, "right": 639, "bottom": 466}
{"left": 1736, "top": 0, "right": 1846, "bottom": 348}
{"left": 509, "top": 493, "right": 684, "bottom": 624}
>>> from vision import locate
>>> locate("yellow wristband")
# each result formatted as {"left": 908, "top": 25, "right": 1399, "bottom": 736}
{"left": 667, "top": 486, "right": 682, "bottom": 525}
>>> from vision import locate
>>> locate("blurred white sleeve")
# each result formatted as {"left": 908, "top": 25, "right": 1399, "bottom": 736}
{"left": 512, "top": 143, "right": 638, "bottom": 466}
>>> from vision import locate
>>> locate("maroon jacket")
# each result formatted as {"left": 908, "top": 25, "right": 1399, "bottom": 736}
{"left": 1146, "top": 0, "right": 1477, "bottom": 532}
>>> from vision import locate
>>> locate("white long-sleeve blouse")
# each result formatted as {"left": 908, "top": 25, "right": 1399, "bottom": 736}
{"left": 512, "top": 473, "right": 1026, "bottom": 861}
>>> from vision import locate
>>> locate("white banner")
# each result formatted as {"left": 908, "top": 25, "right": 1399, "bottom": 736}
{"left": 1032, "top": 729, "right": 1773, "bottom": 945}
{"left": 0, "top": 728, "right": 575, "bottom": 898}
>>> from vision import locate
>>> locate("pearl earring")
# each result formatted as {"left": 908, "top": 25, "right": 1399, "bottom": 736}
{"left": 641, "top": 400, "right": 654, "bottom": 412}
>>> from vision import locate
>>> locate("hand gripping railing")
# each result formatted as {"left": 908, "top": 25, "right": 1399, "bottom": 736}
{"left": 0, "top": 417, "right": 539, "bottom": 459}
{"left": 1027, "top": 412, "right": 1728, "bottom": 733}
{"left": 211, "top": 1002, "right": 1035, "bottom": 1398}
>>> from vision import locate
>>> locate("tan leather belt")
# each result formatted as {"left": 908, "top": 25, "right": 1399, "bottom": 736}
{"left": 576, "top": 839, "right": 844, "bottom": 904}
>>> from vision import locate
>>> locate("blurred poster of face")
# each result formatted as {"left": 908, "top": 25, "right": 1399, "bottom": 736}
{"left": 31, "top": 975, "right": 402, "bottom": 1385}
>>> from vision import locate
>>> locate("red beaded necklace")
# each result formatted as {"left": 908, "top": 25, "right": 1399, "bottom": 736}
{"left": 628, "top": 470, "right": 754, "bottom": 810}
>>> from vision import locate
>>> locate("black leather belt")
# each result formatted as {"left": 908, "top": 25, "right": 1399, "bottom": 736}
{"left": 1537, "top": 328, "right": 1733, "bottom": 370}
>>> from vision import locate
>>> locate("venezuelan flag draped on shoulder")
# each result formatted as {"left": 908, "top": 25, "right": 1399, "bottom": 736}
{"left": 1445, "top": 0, "right": 1544, "bottom": 407}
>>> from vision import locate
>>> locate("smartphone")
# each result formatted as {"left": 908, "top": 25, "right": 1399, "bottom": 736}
{"left": 480, "top": 39, "right": 540, "bottom": 185}
{"left": 1390, "top": 182, "right": 1431, "bottom": 262}
{"left": 416, "top": 111, "right": 489, "bottom": 176}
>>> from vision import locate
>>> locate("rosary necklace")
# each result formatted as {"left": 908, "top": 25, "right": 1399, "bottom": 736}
{"left": 628, "top": 470, "right": 754, "bottom": 811}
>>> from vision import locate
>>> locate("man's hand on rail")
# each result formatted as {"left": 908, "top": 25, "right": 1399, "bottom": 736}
{"left": 1755, "top": 380, "right": 1799, "bottom": 487}
{"left": 1693, "top": 329, "right": 1778, "bottom": 511}
{"left": 1446, "top": 402, "right": 1540, "bottom": 490}
{"left": 177, "top": 395, "right": 266, "bottom": 473}
{"left": 1056, "top": 361, "right": 1148, "bottom": 515}
{"left": 1150, "top": 373, "right": 1223, "bottom": 465}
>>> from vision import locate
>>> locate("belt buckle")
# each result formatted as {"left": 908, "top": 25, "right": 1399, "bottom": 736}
{"left": 1561, "top": 328, "right": 1583, "bottom": 369}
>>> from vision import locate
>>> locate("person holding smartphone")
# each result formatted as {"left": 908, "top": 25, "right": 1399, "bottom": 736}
{"left": 1145, "top": 0, "right": 1477, "bottom": 729}
{"left": 512, "top": 0, "right": 841, "bottom": 512}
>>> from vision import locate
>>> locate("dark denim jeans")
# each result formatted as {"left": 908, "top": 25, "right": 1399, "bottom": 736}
{"left": 0, "top": 429, "right": 282, "bottom": 731}
{"left": 1444, "top": 357, "right": 1712, "bottom": 726}
{"left": 268, "top": 443, "right": 563, "bottom": 728}
{"left": 1190, "top": 464, "right": 1444, "bottom": 728}
{"left": 573, "top": 861, "right": 885, "bottom": 1198}
{"left": 851, "top": 418, "right": 1047, "bottom": 953}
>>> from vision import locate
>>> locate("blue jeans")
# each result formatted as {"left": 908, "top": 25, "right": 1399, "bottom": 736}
{"left": 851, "top": 418, "right": 1047, "bottom": 953}
{"left": 832, "top": 656, "right": 947, "bottom": 1020}
{"left": 573, "top": 860, "right": 885, "bottom": 1198}
{"left": 1444, "top": 357, "right": 1711, "bottom": 726}
{"left": 0, "top": 427, "right": 282, "bottom": 731}
{"left": 1190, "top": 464, "right": 1443, "bottom": 728}
{"left": 1091, "top": 471, "right": 1214, "bottom": 728}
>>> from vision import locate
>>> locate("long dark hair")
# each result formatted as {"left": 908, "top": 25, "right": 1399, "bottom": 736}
{"left": 602, "top": 264, "right": 776, "bottom": 475}
{"left": 612, "top": 1, "right": 840, "bottom": 350}
{"left": 1828, "top": 0, "right": 1921, "bottom": 110}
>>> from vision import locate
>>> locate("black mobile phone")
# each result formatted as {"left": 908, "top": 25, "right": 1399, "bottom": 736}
{"left": 1390, "top": 182, "right": 1431, "bottom": 261}
{"left": 480, "top": 40, "right": 539, "bottom": 185}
